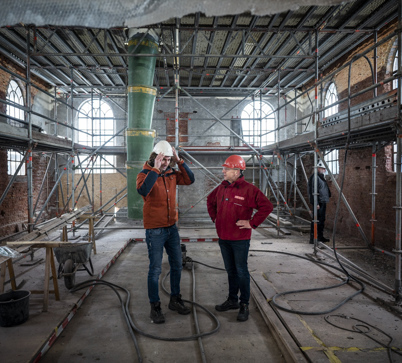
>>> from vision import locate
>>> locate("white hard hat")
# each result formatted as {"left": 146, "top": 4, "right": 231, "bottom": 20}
{"left": 317, "top": 160, "right": 326, "bottom": 168}
{"left": 153, "top": 140, "right": 173, "bottom": 156}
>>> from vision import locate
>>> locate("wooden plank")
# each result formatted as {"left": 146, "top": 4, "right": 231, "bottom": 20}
{"left": 7, "top": 241, "right": 91, "bottom": 248}
{"left": 268, "top": 213, "right": 293, "bottom": 226}
{"left": 251, "top": 276, "right": 308, "bottom": 363}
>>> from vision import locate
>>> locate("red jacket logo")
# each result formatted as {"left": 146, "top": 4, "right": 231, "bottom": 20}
{"left": 234, "top": 195, "right": 244, "bottom": 200}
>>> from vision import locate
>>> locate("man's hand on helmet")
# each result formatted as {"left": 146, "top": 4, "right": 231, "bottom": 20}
{"left": 172, "top": 147, "right": 180, "bottom": 163}
{"left": 154, "top": 152, "right": 165, "bottom": 170}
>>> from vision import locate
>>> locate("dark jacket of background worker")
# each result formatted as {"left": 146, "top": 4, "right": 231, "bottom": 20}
{"left": 207, "top": 155, "right": 273, "bottom": 322}
{"left": 137, "top": 140, "right": 195, "bottom": 324}
{"left": 308, "top": 160, "right": 331, "bottom": 244}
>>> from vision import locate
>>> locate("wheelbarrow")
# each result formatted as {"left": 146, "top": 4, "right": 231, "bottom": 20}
{"left": 53, "top": 242, "right": 94, "bottom": 289}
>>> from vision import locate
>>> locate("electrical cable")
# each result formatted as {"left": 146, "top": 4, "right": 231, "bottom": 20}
{"left": 249, "top": 249, "right": 365, "bottom": 315}
{"left": 70, "top": 261, "right": 221, "bottom": 363}
{"left": 324, "top": 315, "right": 402, "bottom": 363}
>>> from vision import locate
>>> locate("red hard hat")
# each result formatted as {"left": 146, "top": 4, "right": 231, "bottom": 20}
{"left": 222, "top": 155, "right": 246, "bottom": 170}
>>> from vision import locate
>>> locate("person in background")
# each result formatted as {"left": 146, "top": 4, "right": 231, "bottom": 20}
{"left": 137, "top": 140, "right": 195, "bottom": 324}
{"left": 308, "top": 160, "right": 331, "bottom": 244}
{"left": 207, "top": 155, "right": 273, "bottom": 322}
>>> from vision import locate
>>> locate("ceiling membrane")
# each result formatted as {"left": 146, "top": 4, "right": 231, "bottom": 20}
{"left": 1, "top": 0, "right": 348, "bottom": 28}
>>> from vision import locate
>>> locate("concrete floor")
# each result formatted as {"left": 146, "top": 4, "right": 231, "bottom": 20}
{"left": 1, "top": 218, "right": 401, "bottom": 363}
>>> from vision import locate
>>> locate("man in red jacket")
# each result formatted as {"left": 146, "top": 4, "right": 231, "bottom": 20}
{"left": 207, "top": 155, "right": 273, "bottom": 322}
{"left": 137, "top": 140, "right": 195, "bottom": 324}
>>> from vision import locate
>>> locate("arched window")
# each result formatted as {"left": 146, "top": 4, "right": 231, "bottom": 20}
{"left": 7, "top": 80, "right": 24, "bottom": 127}
{"left": 393, "top": 50, "right": 398, "bottom": 90}
{"left": 76, "top": 99, "right": 115, "bottom": 174}
{"left": 324, "top": 82, "right": 339, "bottom": 174}
{"left": 6, "top": 80, "right": 26, "bottom": 176}
{"left": 391, "top": 50, "right": 401, "bottom": 172}
{"left": 324, "top": 82, "right": 338, "bottom": 118}
{"left": 7, "top": 150, "right": 25, "bottom": 176}
{"left": 241, "top": 101, "right": 275, "bottom": 147}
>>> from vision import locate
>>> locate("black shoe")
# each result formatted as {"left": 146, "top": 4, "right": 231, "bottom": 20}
{"left": 318, "top": 237, "right": 330, "bottom": 242}
{"left": 150, "top": 302, "right": 165, "bottom": 324}
{"left": 168, "top": 294, "right": 191, "bottom": 315}
{"left": 215, "top": 298, "right": 240, "bottom": 312}
{"left": 237, "top": 303, "right": 249, "bottom": 322}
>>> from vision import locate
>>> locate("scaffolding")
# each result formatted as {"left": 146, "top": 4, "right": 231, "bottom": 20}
{"left": 0, "top": 5, "right": 401, "bottom": 304}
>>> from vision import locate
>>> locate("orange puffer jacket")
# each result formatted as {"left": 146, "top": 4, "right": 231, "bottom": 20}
{"left": 136, "top": 160, "right": 195, "bottom": 229}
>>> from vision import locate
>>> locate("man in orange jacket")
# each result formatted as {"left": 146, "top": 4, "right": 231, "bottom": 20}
{"left": 137, "top": 140, "right": 195, "bottom": 324}
{"left": 207, "top": 155, "right": 273, "bottom": 322}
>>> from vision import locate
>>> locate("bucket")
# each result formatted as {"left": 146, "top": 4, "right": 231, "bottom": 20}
{"left": 0, "top": 290, "right": 30, "bottom": 327}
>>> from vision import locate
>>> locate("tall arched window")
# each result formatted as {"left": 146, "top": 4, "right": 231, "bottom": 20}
{"left": 241, "top": 101, "right": 275, "bottom": 147}
{"left": 393, "top": 50, "right": 398, "bottom": 90}
{"left": 6, "top": 80, "right": 26, "bottom": 176}
{"left": 392, "top": 51, "right": 400, "bottom": 171}
{"left": 324, "top": 82, "right": 338, "bottom": 118}
{"left": 76, "top": 99, "right": 115, "bottom": 174}
{"left": 324, "top": 82, "right": 339, "bottom": 174}
{"left": 7, "top": 80, "right": 24, "bottom": 127}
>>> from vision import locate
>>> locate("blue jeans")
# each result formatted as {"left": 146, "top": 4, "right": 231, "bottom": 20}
{"left": 218, "top": 239, "right": 250, "bottom": 305}
{"left": 146, "top": 224, "right": 182, "bottom": 303}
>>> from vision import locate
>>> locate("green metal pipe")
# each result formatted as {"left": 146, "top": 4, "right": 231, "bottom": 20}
{"left": 127, "top": 32, "right": 158, "bottom": 219}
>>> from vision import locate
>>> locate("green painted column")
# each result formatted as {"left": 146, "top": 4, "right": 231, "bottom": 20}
{"left": 127, "top": 32, "right": 158, "bottom": 219}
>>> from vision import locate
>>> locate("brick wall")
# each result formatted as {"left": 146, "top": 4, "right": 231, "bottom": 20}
{"left": 299, "top": 148, "right": 397, "bottom": 252}
{"left": 0, "top": 55, "right": 57, "bottom": 238}
{"left": 296, "top": 20, "right": 399, "bottom": 252}
{"left": 0, "top": 150, "right": 58, "bottom": 237}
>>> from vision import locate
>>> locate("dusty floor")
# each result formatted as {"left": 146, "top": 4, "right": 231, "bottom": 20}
{"left": 0, "top": 218, "right": 401, "bottom": 363}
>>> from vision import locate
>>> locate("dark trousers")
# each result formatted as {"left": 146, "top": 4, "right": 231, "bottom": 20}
{"left": 310, "top": 202, "right": 326, "bottom": 241}
{"left": 218, "top": 239, "right": 250, "bottom": 305}
{"left": 145, "top": 224, "right": 182, "bottom": 303}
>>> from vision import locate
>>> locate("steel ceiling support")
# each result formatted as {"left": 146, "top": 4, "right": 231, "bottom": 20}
{"left": 246, "top": 10, "right": 298, "bottom": 89}
{"left": 209, "top": 14, "right": 239, "bottom": 87}
{"left": 221, "top": 14, "right": 275, "bottom": 88}
{"left": 0, "top": 33, "right": 68, "bottom": 87}
{"left": 63, "top": 28, "right": 118, "bottom": 86}
{"left": 264, "top": 0, "right": 380, "bottom": 89}
{"left": 292, "top": 5, "right": 397, "bottom": 89}
{"left": 188, "top": 13, "right": 200, "bottom": 87}
{"left": 249, "top": 8, "right": 316, "bottom": 89}
{"left": 88, "top": 29, "right": 124, "bottom": 86}
{"left": 105, "top": 29, "right": 127, "bottom": 68}
{"left": 198, "top": 16, "right": 218, "bottom": 88}
{"left": 21, "top": 27, "right": 89, "bottom": 93}
{"left": 35, "top": 26, "right": 106, "bottom": 94}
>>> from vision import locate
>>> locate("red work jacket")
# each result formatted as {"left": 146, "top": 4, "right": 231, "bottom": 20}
{"left": 136, "top": 160, "right": 195, "bottom": 229}
{"left": 207, "top": 176, "right": 273, "bottom": 240}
